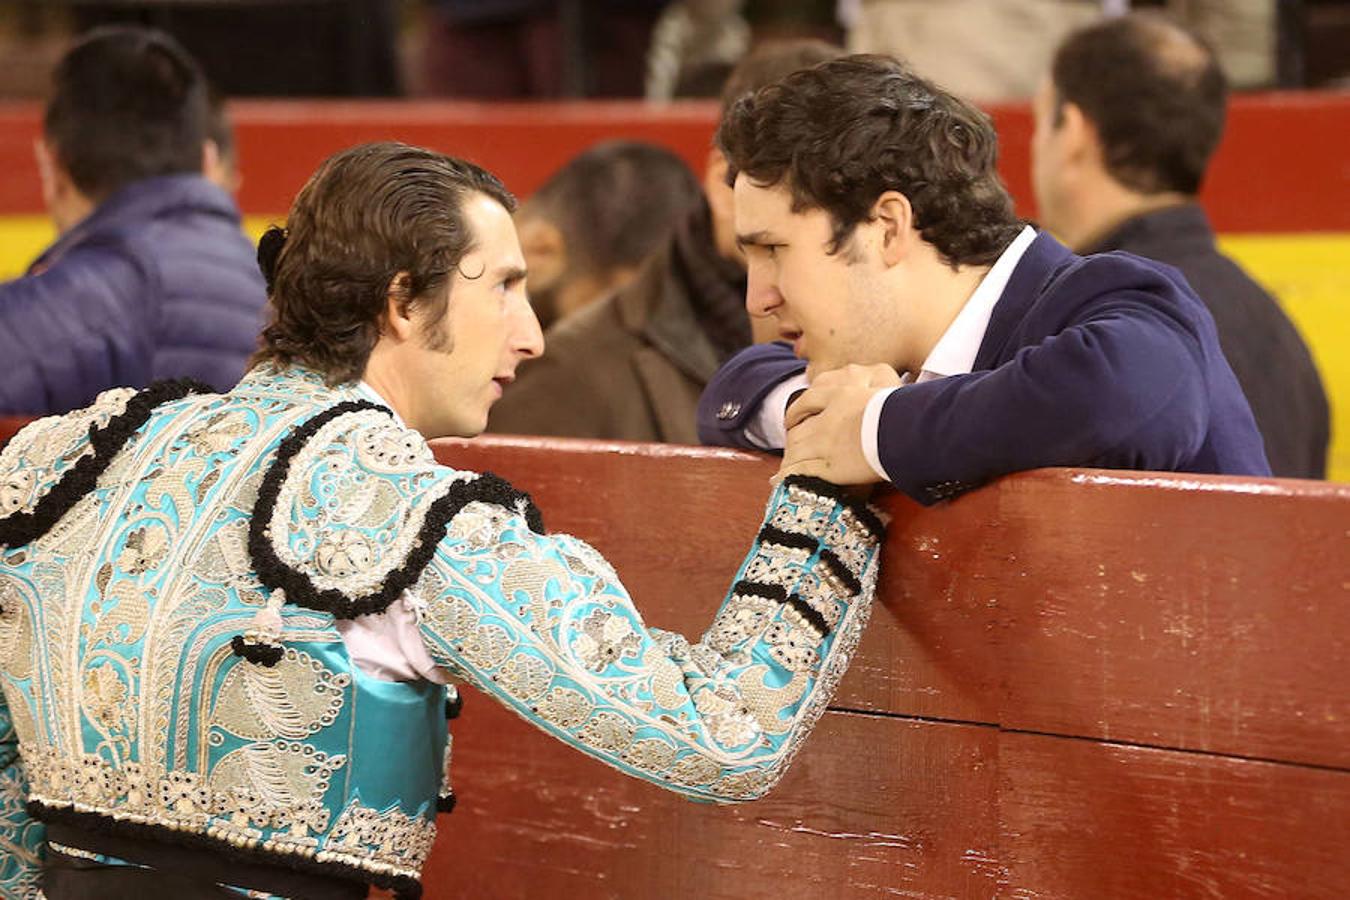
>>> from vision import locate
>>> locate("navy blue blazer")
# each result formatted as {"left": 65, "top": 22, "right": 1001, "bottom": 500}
{"left": 697, "top": 231, "right": 1271, "bottom": 504}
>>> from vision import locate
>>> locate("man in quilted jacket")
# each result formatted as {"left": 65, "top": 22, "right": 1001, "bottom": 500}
{"left": 0, "top": 26, "right": 266, "bottom": 416}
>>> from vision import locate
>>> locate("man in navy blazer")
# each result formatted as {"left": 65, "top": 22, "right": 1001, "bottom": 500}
{"left": 696, "top": 54, "right": 1269, "bottom": 505}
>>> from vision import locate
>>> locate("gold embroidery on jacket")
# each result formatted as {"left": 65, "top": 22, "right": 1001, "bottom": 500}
{"left": 321, "top": 801, "right": 436, "bottom": 878}
{"left": 208, "top": 648, "right": 349, "bottom": 742}
{"left": 0, "top": 577, "right": 35, "bottom": 682}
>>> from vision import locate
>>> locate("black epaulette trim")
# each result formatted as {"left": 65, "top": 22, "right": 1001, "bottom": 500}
{"left": 756, "top": 526, "right": 817, "bottom": 552}
{"left": 779, "top": 475, "right": 887, "bottom": 542}
{"left": 230, "top": 634, "right": 285, "bottom": 667}
{"left": 817, "top": 548, "right": 863, "bottom": 597}
{"left": 785, "top": 594, "right": 830, "bottom": 638}
{"left": 0, "top": 379, "right": 210, "bottom": 550}
{"left": 28, "top": 801, "right": 423, "bottom": 899}
{"left": 731, "top": 580, "right": 787, "bottom": 604}
{"left": 248, "top": 402, "right": 545, "bottom": 619}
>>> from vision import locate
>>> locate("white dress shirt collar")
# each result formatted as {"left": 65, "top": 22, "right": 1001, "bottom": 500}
{"left": 909, "top": 225, "right": 1038, "bottom": 384}
{"left": 356, "top": 379, "right": 407, "bottom": 427}
{"left": 863, "top": 225, "right": 1038, "bottom": 480}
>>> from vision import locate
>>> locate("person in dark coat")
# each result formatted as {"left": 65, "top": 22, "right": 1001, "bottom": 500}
{"left": 695, "top": 54, "right": 1269, "bottom": 504}
{"left": 1031, "top": 13, "right": 1329, "bottom": 478}
{"left": 514, "top": 140, "right": 703, "bottom": 333}
{"left": 491, "top": 195, "right": 748, "bottom": 442}
{"left": 0, "top": 27, "right": 266, "bottom": 416}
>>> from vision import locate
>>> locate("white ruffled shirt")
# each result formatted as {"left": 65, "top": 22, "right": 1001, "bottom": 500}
{"left": 330, "top": 381, "right": 452, "bottom": 684}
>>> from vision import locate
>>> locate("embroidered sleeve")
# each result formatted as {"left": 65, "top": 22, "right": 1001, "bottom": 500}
{"left": 251, "top": 407, "right": 512, "bottom": 619}
{"left": 0, "top": 388, "right": 136, "bottom": 525}
{"left": 0, "top": 694, "right": 43, "bottom": 898}
{"left": 1, "top": 380, "right": 207, "bottom": 550}
{"left": 413, "top": 475, "right": 884, "bottom": 802}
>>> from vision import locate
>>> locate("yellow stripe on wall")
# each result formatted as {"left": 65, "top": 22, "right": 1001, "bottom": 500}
{"left": 1, "top": 216, "right": 1345, "bottom": 481}
{"left": 0, "top": 216, "right": 277, "bottom": 278}
{"left": 1219, "top": 234, "right": 1350, "bottom": 483}
{"left": 0, "top": 216, "right": 53, "bottom": 277}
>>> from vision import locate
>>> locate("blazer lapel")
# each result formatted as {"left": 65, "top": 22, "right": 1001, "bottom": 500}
{"left": 972, "top": 231, "right": 1075, "bottom": 372}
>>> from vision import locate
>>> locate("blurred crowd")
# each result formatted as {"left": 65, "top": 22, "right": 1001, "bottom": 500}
{"left": 2, "top": 1, "right": 1348, "bottom": 100}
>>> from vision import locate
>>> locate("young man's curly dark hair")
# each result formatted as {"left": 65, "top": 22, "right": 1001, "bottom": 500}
{"left": 716, "top": 54, "right": 1023, "bottom": 268}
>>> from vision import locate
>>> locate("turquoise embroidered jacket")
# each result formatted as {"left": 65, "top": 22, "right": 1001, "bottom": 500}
{"left": 0, "top": 366, "right": 883, "bottom": 898}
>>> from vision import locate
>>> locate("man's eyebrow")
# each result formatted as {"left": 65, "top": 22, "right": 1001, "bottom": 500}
{"left": 735, "top": 230, "right": 782, "bottom": 249}
{"left": 495, "top": 265, "right": 528, "bottom": 282}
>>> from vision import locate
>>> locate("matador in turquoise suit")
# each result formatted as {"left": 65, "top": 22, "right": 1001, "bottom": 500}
{"left": 0, "top": 143, "right": 883, "bottom": 899}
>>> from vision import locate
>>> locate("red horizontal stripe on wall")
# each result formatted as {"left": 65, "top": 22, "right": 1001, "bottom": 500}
{"left": 0, "top": 93, "right": 1345, "bottom": 232}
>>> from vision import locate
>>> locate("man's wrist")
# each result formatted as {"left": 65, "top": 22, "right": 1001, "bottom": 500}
{"left": 860, "top": 387, "right": 899, "bottom": 482}
{"left": 747, "top": 373, "right": 811, "bottom": 450}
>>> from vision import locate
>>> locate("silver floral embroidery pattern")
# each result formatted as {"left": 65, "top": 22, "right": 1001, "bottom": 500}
{"left": 0, "top": 387, "right": 135, "bottom": 516}
{"left": 416, "top": 479, "right": 882, "bottom": 802}
{"left": 267, "top": 409, "right": 472, "bottom": 597}
{"left": 0, "top": 369, "right": 460, "bottom": 893}
{"left": 573, "top": 608, "right": 642, "bottom": 672}
{"left": 314, "top": 530, "right": 374, "bottom": 578}
{"left": 705, "top": 593, "right": 778, "bottom": 653}
{"left": 0, "top": 469, "right": 35, "bottom": 518}
{"left": 181, "top": 410, "right": 254, "bottom": 457}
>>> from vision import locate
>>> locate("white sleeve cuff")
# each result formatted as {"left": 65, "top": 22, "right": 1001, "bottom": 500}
{"left": 861, "top": 387, "right": 899, "bottom": 482}
{"left": 744, "top": 372, "right": 810, "bottom": 450}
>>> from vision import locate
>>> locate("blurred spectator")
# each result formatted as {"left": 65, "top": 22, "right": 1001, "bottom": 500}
{"left": 0, "top": 27, "right": 267, "bottom": 416}
{"left": 71, "top": 0, "right": 401, "bottom": 96}
{"left": 490, "top": 39, "right": 841, "bottom": 442}
{"left": 843, "top": 0, "right": 1102, "bottom": 101}
{"left": 646, "top": 0, "right": 751, "bottom": 100}
{"left": 841, "top": 1, "right": 1281, "bottom": 98}
{"left": 1032, "top": 13, "right": 1328, "bottom": 477}
{"left": 517, "top": 140, "right": 703, "bottom": 330}
{"left": 423, "top": 1, "right": 666, "bottom": 98}
{"left": 1145, "top": 0, "right": 1279, "bottom": 89}
{"left": 203, "top": 84, "right": 240, "bottom": 194}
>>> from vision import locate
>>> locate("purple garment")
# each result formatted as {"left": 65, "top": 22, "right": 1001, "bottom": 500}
{"left": 0, "top": 174, "right": 266, "bottom": 415}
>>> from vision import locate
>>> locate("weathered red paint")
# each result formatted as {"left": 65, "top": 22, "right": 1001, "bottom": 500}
{"left": 0, "top": 92, "right": 1347, "bottom": 231}
{"left": 420, "top": 434, "right": 1349, "bottom": 899}
{"left": 434, "top": 435, "right": 1350, "bottom": 769}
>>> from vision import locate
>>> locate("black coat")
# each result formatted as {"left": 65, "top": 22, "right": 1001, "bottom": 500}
{"left": 1087, "top": 204, "right": 1329, "bottom": 479}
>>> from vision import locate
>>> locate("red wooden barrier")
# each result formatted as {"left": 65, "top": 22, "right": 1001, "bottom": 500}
{"left": 1, "top": 93, "right": 1347, "bottom": 231}
{"left": 1, "top": 417, "right": 1346, "bottom": 898}
{"left": 417, "top": 434, "right": 1349, "bottom": 900}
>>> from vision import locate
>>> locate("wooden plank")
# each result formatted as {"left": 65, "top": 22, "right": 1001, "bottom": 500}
{"left": 3, "top": 418, "right": 1345, "bottom": 765}
{"left": 1000, "top": 730, "right": 1350, "bottom": 899}
{"left": 988, "top": 471, "right": 1350, "bottom": 770}
{"left": 432, "top": 437, "right": 1350, "bottom": 770}
{"left": 3, "top": 421, "right": 1349, "bottom": 896}
{"left": 426, "top": 699, "right": 1000, "bottom": 900}
{"left": 427, "top": 694, "right": 1350, "bottom": 899}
